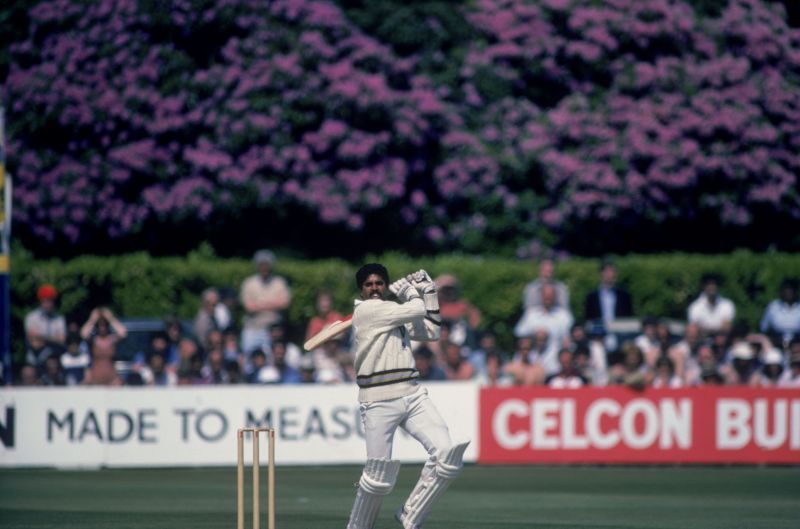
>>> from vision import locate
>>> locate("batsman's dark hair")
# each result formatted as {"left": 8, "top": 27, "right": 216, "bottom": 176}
{"left": 356, "top": 263, "right": 389, "bottom": 289}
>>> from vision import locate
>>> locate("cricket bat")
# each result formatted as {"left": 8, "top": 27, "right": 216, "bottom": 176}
{"left": 303, "top": 314, "right": 353, "bottom": 351}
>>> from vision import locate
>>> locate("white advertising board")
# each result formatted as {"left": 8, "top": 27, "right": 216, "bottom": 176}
{"left": 0, "top": 382, "right": 478, "bottom": 468}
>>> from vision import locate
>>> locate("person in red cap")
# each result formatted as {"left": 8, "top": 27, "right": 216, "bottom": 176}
{"left": 24, "top": 283, "right": 67, "bottom": 347}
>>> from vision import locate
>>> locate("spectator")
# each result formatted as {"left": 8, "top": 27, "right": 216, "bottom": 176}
{"left": 174, "top": 336, "right": 201, "bottom": 375}
{"left": 778, "top": 340, "right": 800, "bottom": 387}
{"left": 40, "top": 354, "right": 66, "bottom": 386}
{"left": 583, "top": 259, "right": 633, "bottom": 325}
{"left": 239, "top": 249, "right": 291, "bottom": 354}
{"left": 634, "top": 316, "right": 661, "bottom": 366}
{"left": 80, "top": 308, "right": 127, "bottom": 386}
{"left": 480, "top": 351, "right": 514, "bottom": 387}
{"left": 201, "top": 348, "right": 229, "bottom": 384}
{"left": 522, "top": 258, "right": 569, "bottom": 310}
{"left": 721, "top": 341, "right": 759, "bottom": 386}
{"left": 514, "top": 285, "right": 573, "bottom": 374}
{"left": 312, "top": 338, "right": 348, "bottom": 384}
{"left": 193, "top": 287, "right": 232, "bottom": 350}
{"left": 687, "top": 273, "right": 735, "bottom": 336}
{"left": 268, "top": 323, "right": 302, "bottom": 370}
{"left": 18, "top": 363, "right": 41, "bottom": 386}
{"left": 684, "top": 343, "right": 720, "bottom": 386}
{"left": 139, "top": 352, "right": 177, "bottom": 386}
{"left": 755, "top": 348, "right": 785, "bottom": 387}
{"left": 222, "top": 328, "right": 242, "bottom": 364}
{"left": 759, "top": 278, "right": 800, "bottom": 346}
{"left": 504, "top": 336, "right": 546, "bottom": 385}
{"left": 24, "top": 333, "right": 60, "bottom": 376}
{"left": 608, "top": 341, "right": 649, "bottom": 390}
{"left": 414, "top": 345, "right": 447, "bottom": 381}
{"left": 546, "top": 349, "right": 586, "bottom": 388}
{"left": 442, "top": 340, "right": 476, "bottom": 381}
{"left": 226, "top": 360, "right": 244, "bottom": 384}
{"left": 667, "top": 323, "right": 702, "bottom": 382}
{"left": 60, "top": 332, "right": 90, "bottom": 385}
{"left": 651, "top": 356, "right": 682, "bottom": 388}
{"left": 299, "top": 355, "right": 317, "bottom": 384}
{"left": 24, "top": 283, "right": 66, "bottom": 347}
{"left": 304, "top": 289, "right": 343, "bottom": 344}
{"left": 435, "top": 274, "right": 482, "bottom": 348}
{"left": 163, "top": 315, "right": 184, "bottom": 365}
{"left": 469, "top": 330, "right": 504, "bottom": 378}
{"left": 246, "top": 349, "right": 269, "bottom": 383}
{"left": 256, "top": 340, "right": 302, "bottom": 384}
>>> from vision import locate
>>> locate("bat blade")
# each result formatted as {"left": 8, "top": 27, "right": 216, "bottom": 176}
{"left": 303, "top": 314, "right": 353, "bottom": 351}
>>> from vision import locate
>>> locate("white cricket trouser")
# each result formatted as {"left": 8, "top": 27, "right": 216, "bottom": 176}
{"left": 360, "top": 386, "right": 452, "bottom": 472}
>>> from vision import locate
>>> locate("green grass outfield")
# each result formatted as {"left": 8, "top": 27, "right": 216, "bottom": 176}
{"left": 1, "top": 465, "right": 799, "bottom": 529}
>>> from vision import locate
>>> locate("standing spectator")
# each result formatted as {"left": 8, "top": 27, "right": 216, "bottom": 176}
{"left": 80, "top": 308, "right": 128, "bottom": 386}
{"left": 304, "top": 289, "right": 343, "bottom": 344}
{"left": 583, "top": 259, "right": 634, "bottom": 325}
{"left": 514, "top": 285, "right": 573, "bottom": 374}
{"left": 435, "top": 274, "right": 482, "bottom": 348}
{"left": 24, "top": 284, "right": 67, "bottom": 348}
{"left": 546, "top": 349, "right": 586, "bottom": 388}
{"left": 687, "top": 273, "right": 736, "bottom": 336}
{"left": 193, "top": 287, "right": 232, "bottom": 349}
{"left": 759, "top": 278, "right": 800, "bottom": 346}
{"left": 239, "top": 249, "right": 292, "bottom": 355}
{"left": 522, "top": 258, "right": 569, "bottom": 310}
{"left": 60, "top": 332, "right": 90, "bottom": 385}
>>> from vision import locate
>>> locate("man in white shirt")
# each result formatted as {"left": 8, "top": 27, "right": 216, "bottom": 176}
{"left": 760, "top": 278, "right": 800, "bottom": 344}
{"left": 687, "top": 274, "right": 735, "bottom": 336}
{"left": 239, "top": 250, "right": 291, "bottom": 354}
{"left": 514, "top": 284, "right": 574, "bottom": 374}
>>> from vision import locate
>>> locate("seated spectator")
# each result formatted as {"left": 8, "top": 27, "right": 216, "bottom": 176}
{"left": 226, "top": 360, "right": 244, "bottom": 384}
{"left": 480, "top": 351, "right": 514, "bottom": 387}
{"left": 255, "top": 340, "right": 302, "bottom": 384}
{"left": 163, "top": 315, "right": 184, "bottom": 365}
{"left": 514, "top": 284, "right": 573, "bottom": 374}
{"left": 40, "top": 354, "right": 66, "bottom": 386}
{"left": 755, "top": 348, "right": 785, "bottom": 387}
{"left": 139, "top": 352, "right": 177, "bottom": 386}
{"left": 504, "top": 336, "right": 546, "bottom": 385}
{"left": 268, "top": 323, "right": 302, "bottom": 370}
{"left": 469, "top": 330, "right": 504, "bottom": 378}
{"left": 634, "top": 316, "right": 661, "bottom": 366}
{"left": 193, "top": 287, "right": 232, "bottom": 350}
{"left": 299, "top": 355, "right": 317, "bottom": 384}
{"left": 583, "top": 259, "right": 633, "bottom": 326}
{"left": 312, "top": 337, "right": 348, "bottom": 384}
{"left": 240, "top": 249, "right": 291, "bottom": 354}
{"left": 721, "top": 341, "right": 759, "bottom": 386}
{"left": 61, "top": 332, "right": 90, "bottom": 385}
{"left": 246, "top": 349, "right": 269, "bottom": 383}
{"left": 687, "top": 273, "right": 735, "bottom": 336}
{"left": 18, "top": 363, "right": 41, "bottom": 386}
{"left": 667, "top": 323, "right": 702, "bottom": 382}
{"left": 683, "top": 343, "right": 720, "bottom": 386}
{"left": 523, "top": 258, "right": 569, "bottom": 310}
{"left": 24, "top": 332, "right": 60, "bottom": 376}
{"left": 81, "top": 308, "right": 127, "bottom": 386}
{"left": 222, "top": 328, "right": 243, "bottom": 364}
{"left": 201, "top": 348, "right": 230, "bottom": 384}
{"left": 442, "top": 340, "right": 476, "bottom": 381}
{"left": 651, "top": 356, "right": 682, "bottom": 388}
{"left": 546, "top": 349, "right": 586, "bottom": 389}
{"left": 305, "top": 289, "right": 344, "bottom": 344}
{"left": 608, "top": 341, "right": 649, "bottom": 390}
{"left": 174, "top": 336, "right": 201, "bottom": 375}
{"left": 414, "top": 345, "right": 447, "bottom": 381}
{"left": 759, "top": 278, "right": 800, "bottom": 347}
{"left": 24, "top": 283, "right": 66, "bottom": 348}
{"left": 435, "top": 274, "right": 482, "bottom": 348}
{"left": 778, "top": 340, "right": 800, "bottom": 387}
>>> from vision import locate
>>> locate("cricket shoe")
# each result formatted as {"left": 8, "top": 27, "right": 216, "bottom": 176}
{"left": 394, "top": 507, "right": 417, "bottom": 529}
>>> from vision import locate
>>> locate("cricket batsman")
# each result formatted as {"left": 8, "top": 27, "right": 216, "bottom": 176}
{"left": 346, "top": 263, "right": 470, "bottom": 529}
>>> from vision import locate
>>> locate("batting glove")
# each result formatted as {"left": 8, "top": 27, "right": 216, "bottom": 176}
{"left": 406, "top": 269, "right": 436, "bottom": 294}
{"left": 389, "top": 278, "right": 420, "bottom": 302}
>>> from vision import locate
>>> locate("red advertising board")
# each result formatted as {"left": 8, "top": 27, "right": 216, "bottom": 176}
{"left": 479, "top": 387, "right": 800, "bottom": 464}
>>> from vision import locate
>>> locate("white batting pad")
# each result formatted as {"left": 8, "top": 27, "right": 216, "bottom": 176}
{"left": 397, "top": 440, "right": 470, "bottom": 529}
{"left": 347, "top": 458, "right": 401, "bottom": 529}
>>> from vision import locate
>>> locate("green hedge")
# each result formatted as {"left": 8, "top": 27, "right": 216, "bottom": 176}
{"left": 11, "top": 246, "right": 800, "bottom": 359}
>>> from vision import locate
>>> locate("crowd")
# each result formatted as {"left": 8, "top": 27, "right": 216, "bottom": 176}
{"left": 15, "top": 252, "right": 800, "bottom": 389}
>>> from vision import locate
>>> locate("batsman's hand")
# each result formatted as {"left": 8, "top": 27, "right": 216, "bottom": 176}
{"left": 389, "top": 278, "right": 419, "bottom": 302}
{"left": 406, "top": 269, "right": 436, "bottom": 294}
